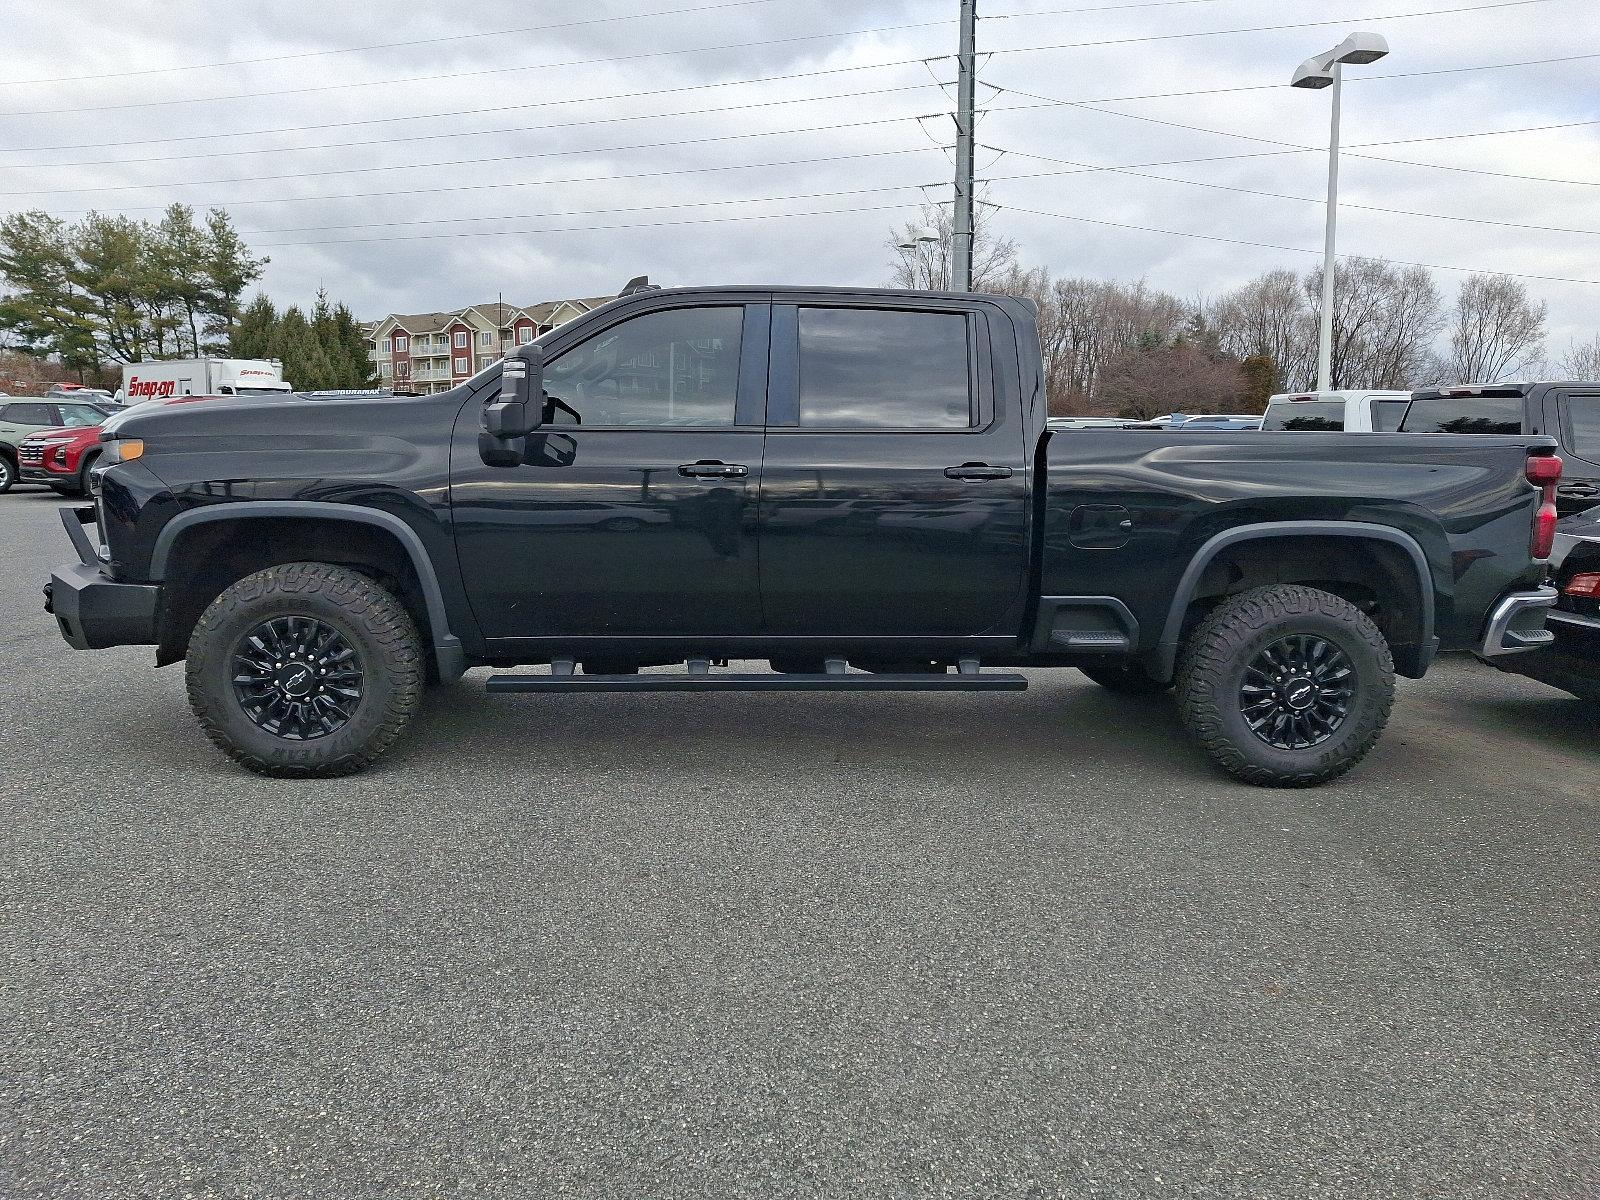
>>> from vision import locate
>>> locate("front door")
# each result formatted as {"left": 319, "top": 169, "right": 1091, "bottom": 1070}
{"left": 451, "top": 302, "right": 768, "bottom": 643}
{"left": 755, "top": 301, "right": 1030, "bottom": 636}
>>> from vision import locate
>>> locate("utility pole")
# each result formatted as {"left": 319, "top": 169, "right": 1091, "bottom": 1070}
{"left": 952, "top": 0, "right": 977, "bottom": 292}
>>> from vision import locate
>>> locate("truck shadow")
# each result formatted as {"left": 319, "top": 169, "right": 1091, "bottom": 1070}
{"left": 402, "top": 669, "right": 1211, "bottom": 783}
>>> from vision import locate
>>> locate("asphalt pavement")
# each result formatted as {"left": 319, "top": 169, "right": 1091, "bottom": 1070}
{"left": 1, "top": 486, "right": 1596, "bottom": 1199}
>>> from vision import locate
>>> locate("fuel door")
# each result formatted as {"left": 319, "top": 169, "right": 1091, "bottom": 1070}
{"left": 1068, "top": 503, "right": 1133, "bottom": 549}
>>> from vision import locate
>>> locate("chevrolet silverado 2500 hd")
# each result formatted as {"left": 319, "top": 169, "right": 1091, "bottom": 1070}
{"left": 45, "top": 286, "right": 1560, "bottom": 785}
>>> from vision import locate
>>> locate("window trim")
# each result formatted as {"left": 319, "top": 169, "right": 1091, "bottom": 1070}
{"left": 531, "top": 301, "right": 765, "bottom": 432}
{"left": 393, "top": 335, "right": 409, "bottom": 351}
{"left": 1558, "top": 390, "right": 1600, "bottom": 464}
{"left": 767, "top": 301, "right": 987, "bottom": 433}
{"left": 453, "top": 330, "right": 469, "bottom": 348}
{"left": 381, "top": 337, "right": 392, "bottom": 353}
{"left": 454, "top": 356, "right": 469, "bottom": 373}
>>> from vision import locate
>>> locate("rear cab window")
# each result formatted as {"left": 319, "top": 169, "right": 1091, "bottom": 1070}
{"left": 1370, "top": 398, "right": 1410, "bottom": 431}
{"left": 1399, "top": 396, "right": 1524, "bottom": 435}
{"left": 1261, "top": 400, "right": 1344, "bottom": 431}
{"left": 796, "top": 307, "right": 973, "bottom": 429}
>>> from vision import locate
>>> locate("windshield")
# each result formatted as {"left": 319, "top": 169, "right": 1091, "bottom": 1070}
{"left": 1261, "top": 401, "right": 1344, "bottom": 431}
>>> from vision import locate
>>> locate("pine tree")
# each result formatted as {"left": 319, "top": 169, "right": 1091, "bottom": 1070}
{"left": 229, "top": 294, "right": 278, "bottom": 359}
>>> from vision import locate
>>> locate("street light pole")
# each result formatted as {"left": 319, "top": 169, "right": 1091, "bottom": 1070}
{"left": 1292, "top": 32, "right": 1389, "bottom": 392}
{"left": 1317, "top": 62, "right": 1342, "bottom": 392}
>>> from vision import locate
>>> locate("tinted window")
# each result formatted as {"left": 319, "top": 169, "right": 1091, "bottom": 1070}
{"left": 798, "top": 308, "right": 971, "bottom": 429}
{"left": 4, "top": 402, "right": 54, "bottom": 425}
{"left": 543, "top": 306, "right": 742, "bottom": 427}
{"left": 1399, "top": 396, "right": 1523, "bottom": 435}
{"left": 1261, "top": 401, "right": 1343, "bottom": 431}
{"left": 1370, "top": 399, "right": 1409, "bottom": 431}
{"left": 57, "top": 404, "right": 105, "bottom": 427}
{"left": 1566, "top": 394, "right": 1600, "bottom": 459}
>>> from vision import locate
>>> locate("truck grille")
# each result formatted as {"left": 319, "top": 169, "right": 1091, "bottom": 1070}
{"left": 19, "top": 444, "right": 44, "bottom": 466}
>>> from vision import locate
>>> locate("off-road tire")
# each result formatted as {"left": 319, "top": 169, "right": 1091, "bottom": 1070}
{"left": 186, "top": 562, "right": 422, "bottom": 778}
{"left": 1079, "top": 661, "right": 1174, "bottom": 694}
{"left": 1176, "top": 584, "right": 1394, "bottom": 787}
{"left": 0, "top": 452, "right": 14, "bottom": 493}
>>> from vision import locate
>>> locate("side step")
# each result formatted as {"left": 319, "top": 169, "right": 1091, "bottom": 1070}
{"left": 486, "top": 657, "right": 1028, "bottom": 694}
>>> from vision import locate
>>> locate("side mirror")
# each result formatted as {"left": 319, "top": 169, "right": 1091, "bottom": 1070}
{"left": 483, "top": 347, "right": 544, "bottom": 440}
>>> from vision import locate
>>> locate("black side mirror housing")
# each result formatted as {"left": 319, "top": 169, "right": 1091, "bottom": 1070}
{"left": 483, "top": 347, "right": 545, "bottom": 440}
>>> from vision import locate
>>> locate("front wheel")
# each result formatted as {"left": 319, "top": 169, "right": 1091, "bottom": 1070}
{"left": 0, "top": 454, "right": 14, "bottom": 493}
{"left": 1176, "top": 584, "right": 1394, "bottom": 787}
{"left": 185, "top": 562, "right": 423, "bottom": 777}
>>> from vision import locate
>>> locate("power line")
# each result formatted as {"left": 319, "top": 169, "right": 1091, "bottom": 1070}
{"left": 0, "top": 83, "right": 939, "bottom": 173}
{"left": 986, "top": 82, "right": 1600, "bottom": 185}
{"left": 988, "top": 201, "right": 1600, "bottom": 286}
{"left": 980, "top": 151, "right": 1600, "bottom": 237}
{"left": 41, "top": 147, "right": 948, "bottom": 217}
{"left": 0, "top": 0, "right": 818, "bottom": 88}
{"left": 247, "top": 182, "right": 932, "bottom": 238}
{"left": 0, "top": 20, "right": 954, "bottom": 120}
{"left": 7, "top": 47, "right": 1587, "bottom": 159}
{"left": 0, "top": 58, "right": 932, "bottom": 155}
{"left": 255, "top": 201, "right": 917, "bottom": 249}
{"left": 0, "top": 113, "right": 948, "bottom": 199}
{"left": 0, "top": 0, "right": 1263, "bottom": 90}
{"left": 986, "top": 0, "right": 1560, "bottom": 57}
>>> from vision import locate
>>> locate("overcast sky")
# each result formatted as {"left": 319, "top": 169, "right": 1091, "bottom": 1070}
{"left": 1, "top": 0, "right": 1596, "bottom": 351}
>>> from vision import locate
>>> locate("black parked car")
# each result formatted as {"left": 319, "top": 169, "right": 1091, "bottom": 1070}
{"left": 1401, "top": 382, "right": 1600, "bottom": 514}
{"left": 1481, "top": 505, "right": 1600, "bottom": 701}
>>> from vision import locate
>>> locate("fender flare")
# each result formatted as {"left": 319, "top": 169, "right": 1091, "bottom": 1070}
{"left": 1150, "top": 520, "right": 1436, "bottom": 681}
{"left": 150, "top": 500, "right": 465, "bottom": 681}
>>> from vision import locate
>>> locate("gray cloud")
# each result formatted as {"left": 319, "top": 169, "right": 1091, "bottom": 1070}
{"left": 0, "top": 0, "right": 1594, "bottom": 349}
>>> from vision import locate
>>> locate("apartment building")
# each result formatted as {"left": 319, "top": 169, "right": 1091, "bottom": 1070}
{"left": 368, "top": 296, "right": 613, "bottom": 394}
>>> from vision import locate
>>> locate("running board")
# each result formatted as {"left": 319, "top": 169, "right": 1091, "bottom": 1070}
{"left": 486, "top": 657, "right": 1028, "bottom": 694}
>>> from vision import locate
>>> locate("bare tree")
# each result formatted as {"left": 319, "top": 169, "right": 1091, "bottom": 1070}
{"left": 1305, "top": 257, "right": 1443, "bottom": 389}
{"left": 1555, "top": 333, "right": 1600, "bottom": 379}
{"left": 1097, "top": 343, "right": 1244, "bottom": 419}
{"left": 1436, "top": 273, "right": 1547, "bottom": 383}
{"left": 1209, "top": 269, "right": 1316, "bottom": 393}
{"left": 887, "top": 196, "right": 1017, "bottom": 292}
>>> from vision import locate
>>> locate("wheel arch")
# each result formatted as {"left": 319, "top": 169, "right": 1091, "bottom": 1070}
{"left": 1149, "top": 521, "right": 1436, "bottom": 682}
{"left": 150, "top": 502, "right": 464, "bottom": 680}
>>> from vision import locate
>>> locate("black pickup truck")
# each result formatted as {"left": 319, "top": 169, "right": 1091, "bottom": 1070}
{"left": 45, "top": 286, "right": 1560, "bottom": 787}
{"left": 1400, "top": 382, "right": 1600, "bottom": 514}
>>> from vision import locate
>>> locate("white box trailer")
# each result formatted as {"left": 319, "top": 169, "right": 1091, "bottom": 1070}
{"left": 120, "top": 358, "right": 293, "bottom": 402}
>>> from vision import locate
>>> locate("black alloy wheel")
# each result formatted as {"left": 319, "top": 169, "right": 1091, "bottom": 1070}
{"left": 1239, "top": 634, "right": 1355, "bottom": 750}
{"left": 231, "top": 615, "right": 364, "bottom": 740}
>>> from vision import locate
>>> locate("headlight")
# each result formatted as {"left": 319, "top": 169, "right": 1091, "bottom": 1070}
{"left": 100, "top": 438, "right": 144, "bottom": 463}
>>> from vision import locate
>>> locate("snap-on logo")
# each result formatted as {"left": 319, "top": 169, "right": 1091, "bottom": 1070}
{"left": 127, "top": 376, "right": 176, "bottom": 399}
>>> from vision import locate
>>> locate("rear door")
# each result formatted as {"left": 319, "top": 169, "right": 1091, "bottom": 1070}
{"left": 755, "top": 299, "right": 1029, "bottom": 636}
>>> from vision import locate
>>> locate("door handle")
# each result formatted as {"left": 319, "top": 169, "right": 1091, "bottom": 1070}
{"left": 945, "top": 463, "right": 1013, "bottom": 481}
{"left": 678, "top": 460, "right": 748, "bottom": 479}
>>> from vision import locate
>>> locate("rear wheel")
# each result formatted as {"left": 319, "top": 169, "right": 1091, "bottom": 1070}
{"left": 1079, "top": 661, "right": 1173, "bottom": 694}
{"left": 1176, "top": 584, "right": 1394, "bottom": 787}
{"left": 0, "top": 453, "right": 14, "bottom": 493}
{"left": 185, "top": 562, "right": 422, "bottom": 777}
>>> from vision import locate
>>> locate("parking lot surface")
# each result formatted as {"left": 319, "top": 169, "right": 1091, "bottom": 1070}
{"left": 2, "top": 488, "right": 1596, "bottom": 1198}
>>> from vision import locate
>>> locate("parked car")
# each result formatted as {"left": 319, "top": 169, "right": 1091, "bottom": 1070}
{"left": 1478, "top": 505, "right": 1600, "bottom": 701}
{"left": 45, "top": 284, "right": 1558, "bottom": 787}
{"left": 1261, "top": 390, "right": 1413, "bottom": 432}
{"left": 0, "top": 397, "right": 116, "bottom": 493}
{"left": 1399, "top": 382, "right": 1600, "bottom": 514}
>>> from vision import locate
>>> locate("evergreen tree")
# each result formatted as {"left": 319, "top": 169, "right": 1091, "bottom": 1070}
{"left": 228, "top": 294, "right": 278, "bottom": 359}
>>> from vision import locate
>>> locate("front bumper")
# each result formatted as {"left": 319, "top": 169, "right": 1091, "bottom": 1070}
{"left": 42, "top": 507, "right": 158, "bottom": 650}
{"left": 1478, "top": 586, "right": 1558, "bottom": 657}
